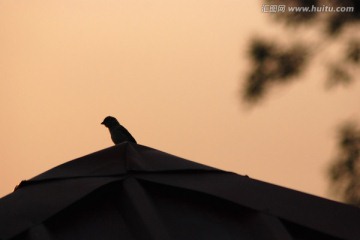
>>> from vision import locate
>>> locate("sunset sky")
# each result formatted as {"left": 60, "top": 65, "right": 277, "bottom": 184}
{"left": 1, "top": 0, "right": 359, "bottom": 199}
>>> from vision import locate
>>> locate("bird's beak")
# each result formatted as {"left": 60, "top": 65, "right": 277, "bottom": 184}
{"left": 101, "top": 121, "right": 105, "bottom": 125}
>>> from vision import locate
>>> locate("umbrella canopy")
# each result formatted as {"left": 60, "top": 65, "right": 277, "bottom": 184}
{"left": 1, "top": 142, "right": 360, "bottom": 240}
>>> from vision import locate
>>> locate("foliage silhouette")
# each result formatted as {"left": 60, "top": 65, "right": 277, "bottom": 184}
{"left": 243, "top": 0, "right": 360, "bottom": 104}
{"left": 242, "top": 0, "right": 360, "bottom": 205}
{"left": 329, "top": 123, "right": 360, "bottom": 206}
{"left": 244, "top": 39, "right": 307, "bottom": 103}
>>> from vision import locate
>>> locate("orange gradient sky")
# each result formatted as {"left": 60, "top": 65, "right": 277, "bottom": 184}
{"left": 1, "top": 0, "right": 359, "bottom": 199}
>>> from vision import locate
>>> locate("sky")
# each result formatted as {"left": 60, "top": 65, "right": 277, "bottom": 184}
{"left": 1, "top": 0, "right": 359, "bottom": 199}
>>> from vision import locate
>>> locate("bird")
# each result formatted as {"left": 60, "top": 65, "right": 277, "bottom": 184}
{"left": 101, "top": 116, "right": 137, "bottom": 144}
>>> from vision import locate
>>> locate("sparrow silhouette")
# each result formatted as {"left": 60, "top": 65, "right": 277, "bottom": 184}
{"left": 101, "top": 116, "right": 137, "bottom": 144}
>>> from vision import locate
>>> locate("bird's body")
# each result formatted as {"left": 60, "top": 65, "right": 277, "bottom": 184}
{"left": 101, "top": 116, "right": 137, "bottom": 144}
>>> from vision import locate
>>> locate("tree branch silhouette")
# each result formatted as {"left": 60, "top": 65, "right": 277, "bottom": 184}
{"left": 242, "top": 0, "right": 360, "bottom": 205}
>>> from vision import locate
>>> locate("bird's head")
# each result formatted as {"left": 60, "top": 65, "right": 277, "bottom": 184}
{"left": 101, "top": 116, "right": 120, "bottom": 128}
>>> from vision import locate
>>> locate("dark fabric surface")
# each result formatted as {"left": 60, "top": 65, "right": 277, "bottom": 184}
{"left": 1, "top": 142, "right": 359, "bottom": 240}
{"left": 136, "top": 173, "right": 360, "bottom": 239}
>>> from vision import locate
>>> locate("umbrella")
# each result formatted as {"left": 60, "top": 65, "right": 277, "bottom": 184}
{"left": 1, "top": 142, "right": 360, "bottom": 240}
